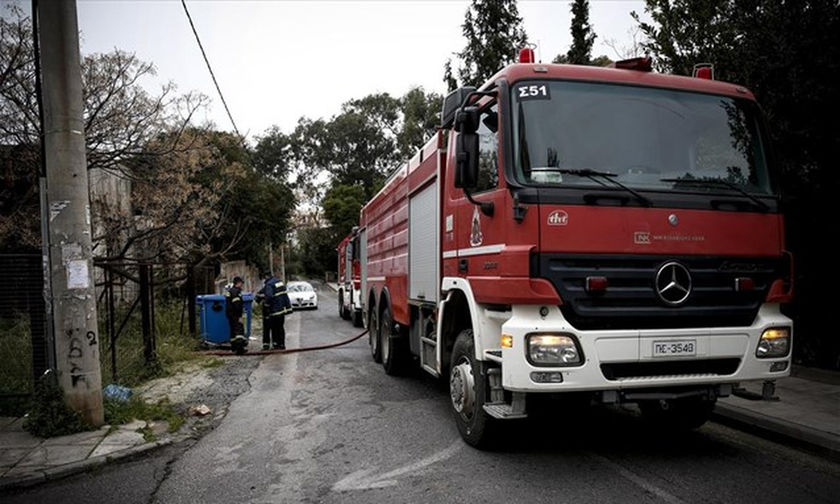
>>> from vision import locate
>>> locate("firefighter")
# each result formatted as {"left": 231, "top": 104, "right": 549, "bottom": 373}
{"left": 256, "top": 271, "right": 273, "bottom": 350}
{"left": 263, "top": 273, "right": 292, "bottom": 350}
{"left": 225, "top": 276, "right": 248, "bottom": 355}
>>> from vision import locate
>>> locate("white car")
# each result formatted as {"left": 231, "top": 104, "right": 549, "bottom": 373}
{"left": 287, "top": 281, "right": 318, "bottom": 310}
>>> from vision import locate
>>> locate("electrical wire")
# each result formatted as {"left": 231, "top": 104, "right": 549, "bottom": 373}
{"left": 180, "top": 0, "right": 244, "bottom": 141}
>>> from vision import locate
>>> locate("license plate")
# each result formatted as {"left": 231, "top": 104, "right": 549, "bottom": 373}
{"left": 652, "top": 340, "right": 696, "bottom": 357}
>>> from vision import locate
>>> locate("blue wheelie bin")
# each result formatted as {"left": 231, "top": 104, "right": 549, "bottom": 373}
{"left": 196, "top": 293, "right": 254, "bottom": 346}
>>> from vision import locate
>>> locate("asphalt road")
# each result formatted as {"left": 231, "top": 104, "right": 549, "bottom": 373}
{"left": 4, "top": 288, "right": 840, "bottom": 503}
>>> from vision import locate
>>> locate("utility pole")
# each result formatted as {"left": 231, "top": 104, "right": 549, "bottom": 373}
{"left": 279, "top": 243, "right": 286, "bottom": 283}
{"left": 37, "top": 0, "right": 104, "bottom": 425}
{"left": 268, "top": 240, "right": 274, "bottom": 277}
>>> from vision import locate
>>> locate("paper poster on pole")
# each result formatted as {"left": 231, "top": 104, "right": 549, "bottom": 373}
{"left": 67, "top": 260, "right": 90, "bottom": 289}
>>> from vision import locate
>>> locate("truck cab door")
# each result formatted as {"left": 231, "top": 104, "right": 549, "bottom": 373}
{"left": 451, "top": 102, "right": 507, "bottom": 277}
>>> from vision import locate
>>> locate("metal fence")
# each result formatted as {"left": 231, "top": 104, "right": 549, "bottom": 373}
{"left": 1, "top": 254, "right": 219, "bottom": 403}
{"left": 0, "top": 254, "right": 50, "bottom": 402}
{"left": 94, "top": 260, "right": 217, "bottom": 384}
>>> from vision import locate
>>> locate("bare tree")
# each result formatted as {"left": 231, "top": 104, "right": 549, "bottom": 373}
{"left": 0, "top": 7, "right": 215, "bottom": 261}
{"left": 604, "top": 26, "right": 646, "bottom": 61}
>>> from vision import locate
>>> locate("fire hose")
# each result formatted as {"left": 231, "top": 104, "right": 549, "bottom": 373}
{"left": 197, "top": 329, "right": 369, "bottom": 357}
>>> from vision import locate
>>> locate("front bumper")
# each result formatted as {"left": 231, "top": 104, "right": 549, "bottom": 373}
{"left": 291, "top": 298, "right": 318, "bottom": 309}
{"left": 498, "top": 303, "right": 792, "bottom": 392}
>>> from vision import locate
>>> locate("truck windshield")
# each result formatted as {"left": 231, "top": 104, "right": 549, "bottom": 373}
{"left": 511, "top": 80, "right": 774, "bottom": 196}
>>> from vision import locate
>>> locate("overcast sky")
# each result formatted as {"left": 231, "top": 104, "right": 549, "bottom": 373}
{"left": 10, "top": 0, "right": 649, "bottom": 139}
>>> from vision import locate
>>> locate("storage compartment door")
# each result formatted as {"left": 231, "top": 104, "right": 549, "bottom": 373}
{"left": 409, "top": 182, "right": 438, "bottom": 302}
{"left": 359, "top": 228, "right": 367, "bottom": 307}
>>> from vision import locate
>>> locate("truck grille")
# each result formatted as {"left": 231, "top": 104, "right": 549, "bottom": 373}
{"left": 533, "top": 254, "right": 783, "bottom": 330}
{"left": 601, "top": 358, "right": 741, "bottom": 380}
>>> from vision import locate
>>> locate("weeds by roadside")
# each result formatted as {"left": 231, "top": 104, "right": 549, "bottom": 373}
{"left": 99, "top": 300, "right": 208, "bottom": 387}
{"left": 23, "top": 372, "right": 89, "bottom": 438}
{"left": 0, "top": 314, "right": 33, "bottom": 416}
{"left": 104, "top": 396, "right": 185, "bottom": 437}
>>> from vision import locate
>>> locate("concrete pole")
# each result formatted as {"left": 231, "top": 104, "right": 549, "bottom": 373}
{"left": 37, "top": 0, "right": 104, "bottom": 425}
{"left": 279, "top": 243, "right": 286, "bottom": 283}
{"left": 268, "top": 240, "right": 274, "bottom": 277}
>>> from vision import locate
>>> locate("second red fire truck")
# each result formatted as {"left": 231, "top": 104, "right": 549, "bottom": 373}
{"left": 344, "top": 52, "right": 793, "bottom": 447}
{"left": 337, "top": 231, "right": 363, "bottom": 327}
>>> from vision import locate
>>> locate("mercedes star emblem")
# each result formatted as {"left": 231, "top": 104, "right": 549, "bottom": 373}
{"left": 655, "top": 262, "right": 692, "bottom": 305}
{"left": 668, "top": 214, "right": 679, "bottom": 226}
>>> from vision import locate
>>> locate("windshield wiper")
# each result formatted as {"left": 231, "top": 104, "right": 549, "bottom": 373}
{"left": 532, "top": 167, "right": 653, "bottom": 207}
{"left": 660, "top": 177, "right": 769, "bottom": 211}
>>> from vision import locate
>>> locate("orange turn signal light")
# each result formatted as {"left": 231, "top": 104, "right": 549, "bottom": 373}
{"left": 501, "top": 334, "right": 513, "bottom": 348}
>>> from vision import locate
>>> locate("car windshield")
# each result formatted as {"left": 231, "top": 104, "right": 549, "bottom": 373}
{"left": 288, "top": 283, "right": 313, "bottom": 292}
{"left": 511, "top": 80, "right": 774, "bottom": 195}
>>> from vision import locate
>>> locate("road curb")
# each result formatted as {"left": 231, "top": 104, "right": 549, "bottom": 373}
{"left": 713, "top": 402, "right": 840, "bottom": 461}
{"left": 0, "top": 438, "right": 175, "bottom": 492}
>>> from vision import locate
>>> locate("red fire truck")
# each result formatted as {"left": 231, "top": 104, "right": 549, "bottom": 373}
{"left": 337, "top": 230, "right": 363, "bottom": 327}
{"left": 356, "top": 52, "right": 793, "bottom": 447}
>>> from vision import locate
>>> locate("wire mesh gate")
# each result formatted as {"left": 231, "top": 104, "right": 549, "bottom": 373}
{"left": 0, "top": 253, "right": 50, "bottom": 407}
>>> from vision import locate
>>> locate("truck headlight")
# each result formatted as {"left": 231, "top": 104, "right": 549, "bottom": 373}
{"left": 527, "top": 334, "right": 582, "bottom": 366}
{"left": 756, "top": 327, "right": 790, "bottom": 358}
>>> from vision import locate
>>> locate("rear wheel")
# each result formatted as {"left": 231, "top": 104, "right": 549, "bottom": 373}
{"left": 338, "top": 290, "right": 346, "bottom": 319}
{"left": 381, "top": 305, "right": 408, "bottom": 375}
{"left": 352, "top": 309, "right": 363, "bottom": 327}
{"left": 639, "top": 397, "right": 716, "bottom": 430}
{"left": 368, "top": 303, "right": 381, "bottom": 363}
{"left": 450, "top": 329, "right": 495, "bottom": 448}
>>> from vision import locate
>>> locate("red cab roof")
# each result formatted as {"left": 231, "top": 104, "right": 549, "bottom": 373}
{"left": 489, "top": 63, "right": 756, "bottom": 101}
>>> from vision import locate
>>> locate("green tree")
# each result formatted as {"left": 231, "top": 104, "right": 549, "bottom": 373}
{"left": 590, "top": 55, "right": 612, "bottom": 67}
{"left": 322, "top": 183, "right": 366, "bottom": 237}
{"left": 633, "top": 0, "right": 840, "bottom": 368}
{"left": 252, "top": 126, "right": 293, "bottom": 182}
{"left": 296, "top": 226, "right": 341, "bottom": 278}
{"left": 446, "top": 0, "right": 528, "bottom": 88}
{"left": 202, "top": 132, "right": 295, "bottom": 269}
{"left": 567, "top": 0, "right": 596, "bottom": 64}
{"left": 398, "top": 87, "right": 443, "bottom": 159}
{"left": 285, "top": 88, "right": 442, "bottom": 205}
{"left": 552, "top": 0, "right": 610, "bottom": 66}
{"left": 307, "top": 110, "right": 398, "bottom": 198}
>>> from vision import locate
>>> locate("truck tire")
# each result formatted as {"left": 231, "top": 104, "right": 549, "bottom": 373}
{"left": 352, "top": 309, "right": 363, "bottom": 328}
{"left": 639, "top": 397, "right": 716, "bottom": 430}
{"left": 449, "top": 329, "right": 496, "bottom": 448}
{"left": 340, "top": 291, "right": 351, "bottom": 320}
{"left": 369, "top": 304, "right": 382, "bottom": 363}
{"left": 338, "top": 290, "right": 346, "bottom": 319}
{"left": 381, "top": 305, "right": 408, "bottom": 376}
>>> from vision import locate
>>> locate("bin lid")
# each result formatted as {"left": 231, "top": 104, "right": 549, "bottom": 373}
{"left": 196, "top": 294, "right": 225, "bottom": 302}
{"left": 196, "top": 293, "right": 254, "bottom": 303}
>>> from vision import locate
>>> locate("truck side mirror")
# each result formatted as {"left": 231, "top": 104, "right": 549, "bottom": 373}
{"left": 454, "top": 106, "right": 480, "bottom": 189}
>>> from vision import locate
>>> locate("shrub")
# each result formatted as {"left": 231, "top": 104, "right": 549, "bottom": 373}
{"left": 23, "top": 372, "right": 89, "bottom": 438}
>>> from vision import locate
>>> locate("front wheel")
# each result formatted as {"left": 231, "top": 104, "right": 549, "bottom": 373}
{"left": 639, "top": 397, "right": 716, "bottom": 430}
{"left": 450, "top": 329, "right": 495, "bottom": 448}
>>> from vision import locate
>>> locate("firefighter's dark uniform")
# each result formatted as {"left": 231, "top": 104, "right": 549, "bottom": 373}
{"left": 225, "top": 283, "right": 247, "bottom": 354}
{"left": 256, "top": 276, "right": 273, "bottom": 350}
{"left": 264, "top": 277, "right": 292, "bottom": 349}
